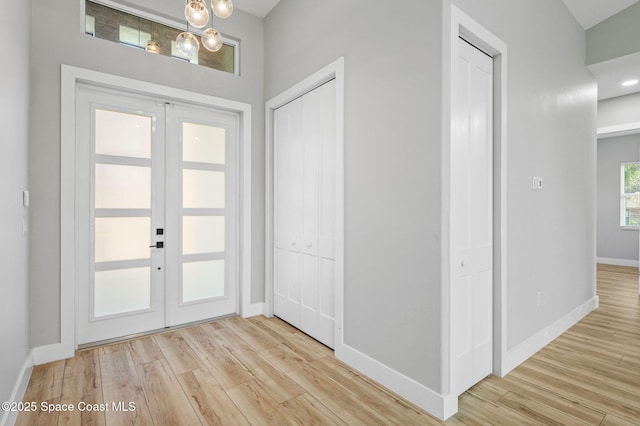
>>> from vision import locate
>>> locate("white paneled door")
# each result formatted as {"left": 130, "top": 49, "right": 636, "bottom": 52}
{"left": 77, "top": 86, "right": 238, "bottom": 345}
{"left": 273, "top": 80, "right": 336, "bottom": 348}
{"left": 451, "top": 38, "right": 494, "bottom": 395}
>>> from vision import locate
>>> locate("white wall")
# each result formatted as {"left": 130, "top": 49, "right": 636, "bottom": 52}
{"left": 265, "top": 0, "right": 445, "bottom": 390}
{"left": 450, "top": 0, "right": 597, "bottom": 352}
{"left": 265, "top": 0, "right": 596, "bottom": 394}
{"left": 29, "top": 0, "right": 265, "bottom": 347}
{"left": 597, "top": 134, "right": 640, "bottom": 263}
{"left": 0, "top": 0, "right": 31, "bottom": 404}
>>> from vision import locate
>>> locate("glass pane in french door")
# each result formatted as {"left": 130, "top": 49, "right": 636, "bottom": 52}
{"left": 93, "top": 108, "right": 154, "bottom": 319}
{"left": 181, "top": 121, "right": 227, "bottom": 304}
{"left": 94, "top": 267, "right": 151, "bottom": 317}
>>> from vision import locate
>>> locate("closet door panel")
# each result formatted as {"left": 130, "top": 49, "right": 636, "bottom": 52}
{"left": 273, "top": 80, "right": 336, "bottom": 348}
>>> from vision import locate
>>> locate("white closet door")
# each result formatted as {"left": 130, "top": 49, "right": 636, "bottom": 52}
{"left": 451, "top": 38, "right": 494, "bottom": 395}
{"left": 274, "top": 97, "right": 303, "bottom": 328}
{"left": 274, "top": 80, "right": 336, "bottom": 348}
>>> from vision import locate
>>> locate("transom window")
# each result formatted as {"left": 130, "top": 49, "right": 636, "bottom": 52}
{"left": 84, "top": 0, "right": 237, "bottom": 74}
{"left": 621, "top": 162, "right": 640, "bottom": 227}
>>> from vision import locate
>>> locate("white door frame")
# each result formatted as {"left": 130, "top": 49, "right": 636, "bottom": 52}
{"left": 597, "top": 124, "right": 640, "bottom": 295}
{"left": 56, "top": 64, "right": 253, "bottom": 361}
{"left": 264, "top": 58, "right": 345, "bottom": 350}
{"left": 442, "top": 6, "right": 508, "bottom": 418}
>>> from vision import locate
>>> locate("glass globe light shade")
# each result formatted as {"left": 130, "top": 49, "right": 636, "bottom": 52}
{"left": 146, "top": 40, "right": 160, "bottom": 54}
{"left": 212, "top": 0, "right": 233, "bottom": 19}
{"left": 176, "top": 31, "right": 199, "bottom": 58}
{"left": 202, "top": 27, "right": 223, "bottom": 52}
{"left": 185, "top": 0, "right": 210, "bottom": 28}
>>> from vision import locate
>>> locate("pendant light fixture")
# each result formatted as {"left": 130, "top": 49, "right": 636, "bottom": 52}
{"left": 202, "top": 27, "right": 223, "bottom": 52}
{"left": 176, "top": 23, "right": 200, "bottom": 58}
{"left": 185, "top": 0, "right": 210, "bottom": 28}
{"left": 184, "top": 0, "right": 233, "bottom": 29}
{"left": 178, "top": 0, "right": 232, "bottom": 58}
{"left": 146, "top": 22, "right": 160, "bottom": 53}
{"left": 201, "top": 1, "right": 223, "bottom": 52}
{"left": 211, "top": 0, "right": 233, "bottom": 19}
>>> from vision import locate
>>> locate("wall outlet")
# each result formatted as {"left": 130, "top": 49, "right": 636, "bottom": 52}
{"left": 536, "top": 291, "right": 542, "bottom": 307}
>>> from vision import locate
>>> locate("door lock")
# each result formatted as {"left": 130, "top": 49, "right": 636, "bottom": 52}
{"left": 149, "top": 242, "right": 164, "bottom": 248}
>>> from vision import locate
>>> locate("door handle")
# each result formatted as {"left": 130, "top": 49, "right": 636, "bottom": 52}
{"left": 149, "top": 242, "right": 164, "bottom": 248}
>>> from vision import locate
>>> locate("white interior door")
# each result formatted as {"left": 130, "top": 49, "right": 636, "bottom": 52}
{"left": 77, "top": 86, "right": 238, "bottom": 345}
{"left": 451, "top": 37, "right": 494, "bottom": 395}
{"left": 273, "top": 80, "right": 336, "bottom": 348}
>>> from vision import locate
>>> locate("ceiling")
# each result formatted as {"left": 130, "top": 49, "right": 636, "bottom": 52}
{"left": 214, "top": 0, "right": 640, "bottom": 100}
{"left": 561, "top": 0, "right": 640, "bottom": 100}
{"left": 245, "top": 1, "right": 639, "bottom": 27}
{"left": 588, "top": 53, "right": 640, "bottom": 100}
{"left": 562, "top": 0, "right": 639, "bottom": 29}
{"left": 233, "top": 0, "right": 280, "bottom": 18}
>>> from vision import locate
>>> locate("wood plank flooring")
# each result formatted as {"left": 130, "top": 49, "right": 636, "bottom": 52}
{"left": 16, "top": 264, "right": 640, "bottom": 425}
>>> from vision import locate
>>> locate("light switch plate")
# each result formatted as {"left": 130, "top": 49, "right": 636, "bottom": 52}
{"left": 532, "top": 177, "right": 543, "bottom": 191}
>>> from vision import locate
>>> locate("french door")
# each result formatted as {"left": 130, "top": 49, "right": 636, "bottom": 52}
{"left": 76, "top": 85, "right": 238, "bottom": 345}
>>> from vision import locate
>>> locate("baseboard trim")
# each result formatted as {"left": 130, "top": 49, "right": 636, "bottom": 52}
{"left": 335, "top": 342, "right": 449, "bottom": 420}
{"left": 597, "top": 257, "right": 638, "bottom": 268}
{"left": 33, "top": 343, "right": 66, "bottom": 366}
{"left": 502, "top": 296, "right": 599, "bottom": 376}
{"left": 240, "top": 302, "right": 264, "bottom": 318}
{"left": 0, "top": 350, "right": 34, "bottom": 426}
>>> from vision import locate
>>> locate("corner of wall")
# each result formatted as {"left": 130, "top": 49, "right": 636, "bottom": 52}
{"left": 0, "top": 350, "right": 34, "bottom": 426}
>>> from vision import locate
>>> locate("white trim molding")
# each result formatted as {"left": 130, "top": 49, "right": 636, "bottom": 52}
{"left": 264, "top": 57, "right": 345, "bottom": 348}
{"left": 597, "top": 122, "right": 640, "bottom": 139}
{"left": 597, "top": 257, "right": 639, "bottom": 267}
{"left": 441, "top": 5, "right": 509, "bottom": 419}
{"left": 503, "top": 296, "right": 599, "bottom": 375}
{"left": 337, "top": 343, "right": 449, "bottom": 420}
{"left": 0, "top": 350, "right": 34, "bottom": 426}
{"left": 240, "top": 302, "right": 264, "bottom": 318}
{"left": 33, "top": 343, "right": 66, "bottom": 365}
{"left": 60, "top": 64, "right": 252, "bottom": 357}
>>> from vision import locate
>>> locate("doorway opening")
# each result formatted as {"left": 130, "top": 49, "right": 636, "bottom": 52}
{"left": 264, "top": 59, "right": 345, "bottom": 353}
{"left": 59, "top": 65, "right": 252, "bottom": 358}
{"left": 76, "top": 85, "right": 239, "bottom": 345}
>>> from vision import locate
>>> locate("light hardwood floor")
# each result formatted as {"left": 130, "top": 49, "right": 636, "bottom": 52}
{"left": 16, "top": 264, "right": 640, "bottom": 425}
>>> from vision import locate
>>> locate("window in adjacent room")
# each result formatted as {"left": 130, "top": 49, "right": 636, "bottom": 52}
{"left": 85, "top": 14, "right": 95, "bottom": 36}
{"left": 119, "top": 25, "right": 151, "bottom": 49}
{"left": 621, "top": 162, "right": 640, "bottom": 227}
